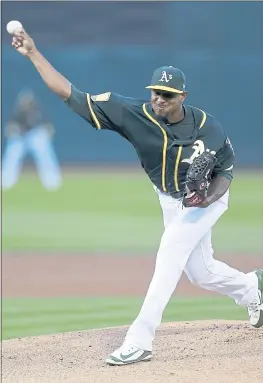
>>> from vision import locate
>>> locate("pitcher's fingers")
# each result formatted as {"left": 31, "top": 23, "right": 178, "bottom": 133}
{"left": 13, "top": 28, "right": 26, "bottom": 37}
{"left": 12, "top": 41, "right": 21, "bottom": 49}
{"left": 12, "top": 36, "right": 22, "bottom": 44}
{"left": 13, "top": 35, "right": 24, "bottom": 44}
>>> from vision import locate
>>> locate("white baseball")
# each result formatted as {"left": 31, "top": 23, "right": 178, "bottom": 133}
{"left": 6, "top": 20, "right": 23, "bottom": 35}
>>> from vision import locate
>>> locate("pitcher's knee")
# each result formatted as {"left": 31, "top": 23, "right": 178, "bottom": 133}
{"left": 185, "top": 263, "right": 215, "bottom": 286}
{"left": 187, "top": 272, "right": 211, "bottom": 286}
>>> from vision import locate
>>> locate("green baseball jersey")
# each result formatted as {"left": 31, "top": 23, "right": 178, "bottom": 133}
{"left": 66, "top": 86, "right": 235, "bottom": 197}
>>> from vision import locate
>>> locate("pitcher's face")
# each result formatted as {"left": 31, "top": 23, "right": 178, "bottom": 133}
{"left": 151, "top": 90, "right": 185, "bottom": 118}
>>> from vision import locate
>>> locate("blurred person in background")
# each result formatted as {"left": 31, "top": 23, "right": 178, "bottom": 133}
{"left": 2, "top": 88, "right": 62, "bottom": 191}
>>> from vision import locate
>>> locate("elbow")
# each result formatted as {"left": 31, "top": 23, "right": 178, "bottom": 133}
{"left": 53, "top": 82, "right": 72, "bottom": 101}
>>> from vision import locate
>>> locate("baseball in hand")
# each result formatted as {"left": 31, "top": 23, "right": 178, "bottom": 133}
{"left": 6, "top": 20, "right": 23, "bottom": 35}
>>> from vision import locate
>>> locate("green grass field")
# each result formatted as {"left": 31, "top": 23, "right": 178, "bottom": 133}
{"left": 2, "top": 296, "right": 248, "bottom": 340}
{"left": 2, "top": 170, "right": 263, "bottom": 253}
{"left": 2, "top": 170, "right": 262, "bottom": 340}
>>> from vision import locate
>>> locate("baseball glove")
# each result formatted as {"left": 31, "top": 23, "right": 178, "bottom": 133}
{"left": 182, "top": 151, "right": 217, "bottom": 208}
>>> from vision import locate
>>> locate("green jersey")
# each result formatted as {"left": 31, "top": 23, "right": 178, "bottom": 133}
{"left": 66, "top": 86, "right": 235, "bottom": 198}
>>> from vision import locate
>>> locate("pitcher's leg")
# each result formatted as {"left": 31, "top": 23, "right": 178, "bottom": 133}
{"left": 106, "top": 195, "right": 229, "bottom": 365}
{"left": 184, "top": 231, "right": 258, "bottom": 306}
{"left": 124, "top": 198, "right": 229, "bottom": 351}
{"left": 124, "top": 224, "right": 191, "bottom": 351}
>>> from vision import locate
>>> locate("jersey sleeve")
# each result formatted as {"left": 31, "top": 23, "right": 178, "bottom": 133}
{"left": 65, "top": 85, "right": 124, "bottom": 131}
{"left": 213, "top": 137, "right": 235, "bottom": 180}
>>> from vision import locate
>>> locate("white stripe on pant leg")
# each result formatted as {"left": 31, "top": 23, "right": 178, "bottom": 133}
{"left": 184, "top": 232, "right": 258, "bottom": 306}
{"left": 124, "top": 192, "right": 229, "bottom": 351}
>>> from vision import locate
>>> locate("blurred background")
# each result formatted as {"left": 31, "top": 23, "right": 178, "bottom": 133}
{"left": 2, "top": 1, "right": 263, "bottom": 340}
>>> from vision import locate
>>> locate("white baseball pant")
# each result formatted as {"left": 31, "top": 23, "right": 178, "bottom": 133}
{"left": 124, "top": 189, "right": 258, "bottom": 351}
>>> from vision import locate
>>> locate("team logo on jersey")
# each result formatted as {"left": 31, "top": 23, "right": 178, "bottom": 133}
{"left": 159, "top": 71, "right": 172, "bottom": 83}
{"left": 91, "top": 92, "right": 111, "bottom": 102}
{"left": 182, "top": 140, "right": 216, "bottom": 165}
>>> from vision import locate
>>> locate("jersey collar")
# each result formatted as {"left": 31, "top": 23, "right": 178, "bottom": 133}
{"left": 143, "top": 103, "right": 199, "bottom": 146}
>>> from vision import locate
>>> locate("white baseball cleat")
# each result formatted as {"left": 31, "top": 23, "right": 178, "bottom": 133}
{"left": 106, "top": 344, "right": 152, "bottom": 365}
{"left": 247, "top": 269, "right": 263, "bottom": 328}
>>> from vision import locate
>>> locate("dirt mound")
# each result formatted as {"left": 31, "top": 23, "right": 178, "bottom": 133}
{"left": 2, "top": 321, "right": 263, "bottom": 383}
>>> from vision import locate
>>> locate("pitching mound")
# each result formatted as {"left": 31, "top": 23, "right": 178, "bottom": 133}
{"left": 2, "top": 320, "right": 263, "bottom": 383}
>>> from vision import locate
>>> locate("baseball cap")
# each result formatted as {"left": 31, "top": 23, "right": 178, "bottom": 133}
{"left": 146, "top": 66, "right": 186, "bottom": 93}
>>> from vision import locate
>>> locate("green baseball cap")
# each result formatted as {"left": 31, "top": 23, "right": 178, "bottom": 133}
{"left": 146, "top": 66, "right": 186, "bottom": 94}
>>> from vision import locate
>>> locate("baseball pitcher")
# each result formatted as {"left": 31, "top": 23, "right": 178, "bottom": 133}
{"left": 10, "top": 27, "right": 263, "bottom": 366}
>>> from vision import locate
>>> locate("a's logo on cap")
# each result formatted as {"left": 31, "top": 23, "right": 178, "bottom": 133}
{"left": 159, "top": 71, "right": 172, "bottom": 83}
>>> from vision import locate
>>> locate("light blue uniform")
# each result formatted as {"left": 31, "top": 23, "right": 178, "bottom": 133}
{"left": 2, "top": 126, "right": 61, "bottom": 190}
{"left": 2, "top": 90, "right": 61, "bottom": 191}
